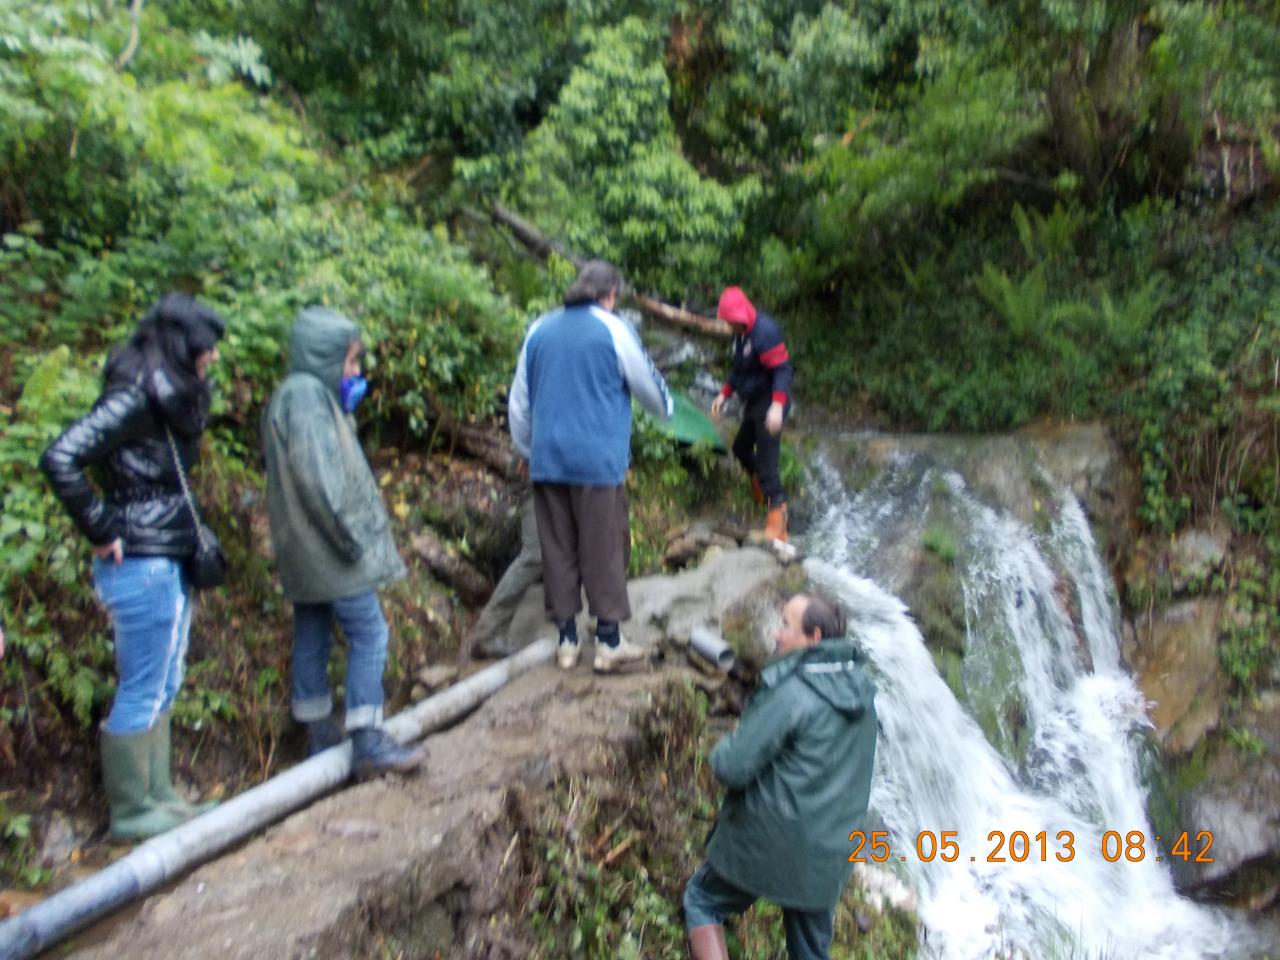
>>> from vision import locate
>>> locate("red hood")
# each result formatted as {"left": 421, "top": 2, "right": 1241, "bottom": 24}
{"left": 717, "top": 286, "right": 756, "bottom": 333}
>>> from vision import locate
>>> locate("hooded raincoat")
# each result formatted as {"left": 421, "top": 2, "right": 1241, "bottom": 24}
{"left": 707, "top": 636, "right": 877, "bottom": 911}
{"left": 262, "top": 308, "right": 405, "bottom": 604}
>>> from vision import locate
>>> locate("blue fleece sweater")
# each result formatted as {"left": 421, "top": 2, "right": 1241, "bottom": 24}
{"left": 508, "top": 302, "right": 673, "bottom": 486}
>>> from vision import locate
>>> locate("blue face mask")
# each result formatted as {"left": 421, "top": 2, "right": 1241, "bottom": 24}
{"left": 340, "top": 375, "right": 368, "bottom": 413}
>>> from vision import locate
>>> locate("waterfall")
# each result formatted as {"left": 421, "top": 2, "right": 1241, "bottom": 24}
{"left": 802, "top": 453, "right": 1255, "bottom": 959}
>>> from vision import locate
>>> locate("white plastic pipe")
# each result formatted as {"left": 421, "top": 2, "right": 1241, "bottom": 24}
{"left": 0, "top": 638, "right": 554, "bottom": 960}
{"left": 688, "top": 626, "right": 736, "bottom": 673}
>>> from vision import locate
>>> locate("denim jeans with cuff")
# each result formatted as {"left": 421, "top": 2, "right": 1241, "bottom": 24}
{"left": 290, "top": 590, "right": 389, "bottom": 732}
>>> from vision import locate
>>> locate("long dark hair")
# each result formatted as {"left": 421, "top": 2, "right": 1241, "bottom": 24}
{"left": 103, "top": 293, "right": 226, "bottom": 435}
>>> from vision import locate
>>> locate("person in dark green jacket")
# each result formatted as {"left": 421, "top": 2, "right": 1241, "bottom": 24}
{"left": 262, "top": 307, "right": 421, "bottom": 778}
{"left": 684, "top": 593, "right": 877, "bottom": 960}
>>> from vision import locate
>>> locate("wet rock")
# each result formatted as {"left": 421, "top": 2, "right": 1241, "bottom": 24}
{"left": 38, "top": 811, "right": 90, "bottom": 870}
{"left": 1169, "top": 527, "right": 1229, "bottom": 593}
{"left": 1178, "top": 691, "right": 1280, "bottom": 904}
{"left": 417, "top": 665, "right": 459, "bottom": 692}
{"left": 1128, "top": 599, "right": 1225, "bottom": 753}
{"left": 663, "top": 522, "right": 747, "bottom": 568}
{"left": 853, "top": 862, "right": 917, "bottom": 914}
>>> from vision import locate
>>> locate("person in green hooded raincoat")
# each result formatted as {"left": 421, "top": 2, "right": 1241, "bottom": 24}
{"left": 683, "top": 593, "right": 878, "bottom": 960}
{"left": 262, "top": 307, "right": 421, "bottom": 778}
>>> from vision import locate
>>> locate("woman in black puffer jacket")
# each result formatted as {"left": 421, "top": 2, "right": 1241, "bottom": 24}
{"left": 41, "top": 293, "right": 225, "bottom": 840}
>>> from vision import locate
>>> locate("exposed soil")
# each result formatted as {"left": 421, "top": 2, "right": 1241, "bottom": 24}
{"left": 58, "top": 657, "right": 683, "bottom": 960}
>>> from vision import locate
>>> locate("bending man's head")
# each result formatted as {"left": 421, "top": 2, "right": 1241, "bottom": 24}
{"left": 776, "top": 593, "right": 846, "bottom": 655}
{"left": 565, "top": 259, "right": 622, "bottom": 310}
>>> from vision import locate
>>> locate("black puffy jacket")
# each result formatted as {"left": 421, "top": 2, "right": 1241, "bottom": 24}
{"left": 40, "top": 385, "right": 202, "bottom": 558}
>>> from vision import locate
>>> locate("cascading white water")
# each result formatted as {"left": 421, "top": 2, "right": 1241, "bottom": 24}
{"left": 803, "top": 453, "right": 1254, "bottom": 959}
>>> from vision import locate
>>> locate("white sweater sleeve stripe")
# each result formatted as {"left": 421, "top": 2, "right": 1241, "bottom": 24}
{"left": 592, "top": 306, "right": 674, "bottom": 420}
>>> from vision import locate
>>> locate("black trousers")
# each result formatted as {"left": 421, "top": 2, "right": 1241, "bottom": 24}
{"left": 532, "top": 482, "right": 631, "bottom": 624}
{"left": 732, "top": 395, "right": 788, "bottom": 506}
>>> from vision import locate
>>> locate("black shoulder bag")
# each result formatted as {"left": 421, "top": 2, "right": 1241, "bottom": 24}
{"left": 165, "top": 428, "right": 228, "bottom": 590}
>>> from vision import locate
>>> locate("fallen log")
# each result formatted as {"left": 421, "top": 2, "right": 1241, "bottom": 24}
{"left": 409, "top": 529, "right": 493, "bottom": 604}
{"left": 445, "top": 421, "right": 522, "bottom": 479}
{"left": 486, "top": 204, "right": 730, "bottom": 338}
{"left": 632, "top": 293, "right": 731, "bottom": 337}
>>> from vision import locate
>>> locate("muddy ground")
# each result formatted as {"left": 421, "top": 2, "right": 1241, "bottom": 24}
{"left": 57, "top": 655, "right": 683, "bottom": 960}
{"left": 47, "top": 546, "right": 820, "bottom": 959}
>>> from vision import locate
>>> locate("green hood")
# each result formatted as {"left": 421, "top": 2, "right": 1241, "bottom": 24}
{"left": 793, "top": 640, "right": 875, "bottom": 716}
{"left": 707, "top": 633, "right": 877, "bottom": 911}
{"left": 771, "top": 637, "right": 873, "bottom": 717}
{"left": 263, "top": 306, "right": 405, "bottom": 604}
{"left": 289, "top": 307, "right": 357, "bottom": 394}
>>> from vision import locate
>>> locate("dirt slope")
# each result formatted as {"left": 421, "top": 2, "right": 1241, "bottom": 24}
{"left": 64, "top": 659, "right": 679, "bottom": 959}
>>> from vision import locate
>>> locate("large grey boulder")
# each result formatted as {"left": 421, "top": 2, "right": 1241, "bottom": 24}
{"left": 1178, "top": 691, "right": 1280, "bottom": 907}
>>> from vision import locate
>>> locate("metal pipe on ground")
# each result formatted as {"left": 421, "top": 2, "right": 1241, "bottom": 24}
{"left": 688, "top": 627, "right": 736, "bottom": 673}
{"left": 0, "top": 638, "right": 555, "bottom": 960}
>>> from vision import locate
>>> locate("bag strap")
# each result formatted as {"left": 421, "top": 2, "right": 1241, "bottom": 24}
{"left": 164, "top": 427, "right": 210, "bottom": 551}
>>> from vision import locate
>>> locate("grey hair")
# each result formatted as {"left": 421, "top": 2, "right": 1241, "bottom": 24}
{"left": 801, "top": 594, "right": 846, "bottom": 641}
{"left": 564, "top": 259, "right": 622, "bottom": 306}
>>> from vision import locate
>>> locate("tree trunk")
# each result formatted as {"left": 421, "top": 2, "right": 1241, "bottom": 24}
{"left": 409, "top": 529, "right": 493, "bottom": 604}
{"left": 486, "top": 205, "right": 730, "bottom": 338}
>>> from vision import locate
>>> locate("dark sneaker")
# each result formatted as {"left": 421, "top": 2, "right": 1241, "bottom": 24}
{"left": 351, "top": 728, "right": 424, "bottom": 780}
{"left": 305, "top": 717, "right": 346, "bottom": 758}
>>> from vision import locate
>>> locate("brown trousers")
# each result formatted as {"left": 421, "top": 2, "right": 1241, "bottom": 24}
{"left": 532, "top": 482, "right": 631, "bottom": 624}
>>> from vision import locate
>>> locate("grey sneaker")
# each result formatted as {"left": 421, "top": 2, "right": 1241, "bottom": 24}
{"left": 557, "top": 640, "right": 581, "bottom": 670}
{"left": 351, "top": 728, "right": 423, "bottom": 780}
{"left": 592, "top": 634, "right": 648, "bottom": 673}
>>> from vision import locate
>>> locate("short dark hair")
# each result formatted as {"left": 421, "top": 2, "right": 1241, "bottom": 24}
{"left": 564, "top": 259, "right": 622, "bottom": 306}
{"left": 801, "top": 594, "right": 846, "bottom": 641}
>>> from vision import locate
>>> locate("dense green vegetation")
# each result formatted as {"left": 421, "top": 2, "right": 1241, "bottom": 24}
{"left": 1, "top": 0, "right": 1278, "bottom": 904}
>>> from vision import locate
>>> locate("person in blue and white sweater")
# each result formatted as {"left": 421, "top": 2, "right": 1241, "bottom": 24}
{"left": 508, "top": 260, "right": 673, "bottom": 673}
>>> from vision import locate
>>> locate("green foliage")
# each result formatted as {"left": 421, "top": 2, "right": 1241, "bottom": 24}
{"left": 1226, "top": 725, "right": 1267, "bottom": 757}
{"left": 627, "top": 411, "right": 720, "bottom": 576}
{"left": 921, "top": 528, "right": 959, "bottom": 566}
{"left": 481, "top": 16, "right": 757, "bottom": 299}
{"left": 0, "top": 4, "right": 523, "bottom": 837}
{"left": 1, "top": 347, "right": 113, "bottom": 726}
{"left": 2, "top": 0, "right": 1280, "bottom": 897}
{"left": 1216, "top": 551, "right": 1280, "bottom": 694}
{"left": 0, "top": 801, "right": 50, "bottom": 889}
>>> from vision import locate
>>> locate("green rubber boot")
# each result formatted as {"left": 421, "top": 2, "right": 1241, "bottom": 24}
{"left": 100, "top": 728, "right": 188, "bottom": 840}
{"left": 150, "top": 713, "right": 217, "bottom": 819}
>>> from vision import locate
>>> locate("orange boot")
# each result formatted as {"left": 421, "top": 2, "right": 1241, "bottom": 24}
{"left": 763, "top": 503, "right": 788, "bottom": 542}
{"left": 749, "top": 475, "right": 765, "bottom": 506}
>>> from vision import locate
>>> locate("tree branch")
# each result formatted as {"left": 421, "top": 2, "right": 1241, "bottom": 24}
{"left": 114, "top": 0, "right": 144, "bottom": 70}
{"left": 490, "top": 203, "right": 584, "bottom": 268}
{"left": 486, "top": 203, "right": 730, "bottom": 338}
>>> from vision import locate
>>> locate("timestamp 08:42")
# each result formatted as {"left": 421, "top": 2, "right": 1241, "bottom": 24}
{"left": 848, "top": 829, "right": 1215, "bottom": 865}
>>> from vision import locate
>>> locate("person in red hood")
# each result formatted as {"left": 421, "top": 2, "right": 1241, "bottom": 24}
{"left": 710, "top": 287, "right": 794, "bottom": 541}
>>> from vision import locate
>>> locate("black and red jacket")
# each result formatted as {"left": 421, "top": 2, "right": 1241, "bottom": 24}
{"left": 720, "top": 309, "right": 794, "bottom": 407}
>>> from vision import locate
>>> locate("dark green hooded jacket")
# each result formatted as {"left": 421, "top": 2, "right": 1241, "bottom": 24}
{"left": 262, "top": 308, "right": 405, "bottom": 603}
{"left": 707, "top": 636, "right": 877, "bottom": 911}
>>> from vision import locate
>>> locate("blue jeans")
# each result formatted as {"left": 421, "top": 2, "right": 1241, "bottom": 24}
{"left": 93, "top": 557, "right": 193, "bottom": 735}
{"left": 684, "top": 862, "right": 835, "bottom": 960}
{"left": 291, "top": 591, "right": 389, "bottom": 731}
